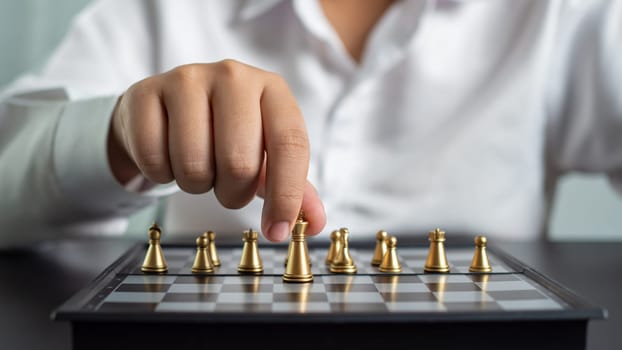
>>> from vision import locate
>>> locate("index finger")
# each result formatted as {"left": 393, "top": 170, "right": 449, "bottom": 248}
{"left": 260, "top": 75, "right": 310, "bottom": 242}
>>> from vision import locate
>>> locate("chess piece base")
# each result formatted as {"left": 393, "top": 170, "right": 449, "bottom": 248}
{"left": 379, "top": 266, "right": 402, "bottom": 273}
{"left": 191, "top": 267, "right": 214, "bottom": 273}
{"left": 469, "top": 267, "right": 492, "bottom": 273}
{"left": 141, "top": 266, "right": 168, "bottom": 273}
{"left": 237, "top": 266, "right": 264, "bottom": 274}
{"left": 424, "top": 266, "right": 450, "bottom": 273}
{"left": 283, "top": 274, "right": 314, "bottom": 283}
{"left": 330, "top": 265, "right": 357, "bottom": 274}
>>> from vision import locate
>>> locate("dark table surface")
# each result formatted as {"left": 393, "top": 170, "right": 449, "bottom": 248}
{"left": 0, "top": 238, "right": 620, "bottom": 350}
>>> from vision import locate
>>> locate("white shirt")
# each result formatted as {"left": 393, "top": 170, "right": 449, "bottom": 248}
{"left": 1, "top": 0, "right": 621, "bottom": 247}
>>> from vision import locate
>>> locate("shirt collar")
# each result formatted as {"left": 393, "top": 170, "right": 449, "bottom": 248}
{"left": 237, "top": 0, "right": 285, "bottom": 22}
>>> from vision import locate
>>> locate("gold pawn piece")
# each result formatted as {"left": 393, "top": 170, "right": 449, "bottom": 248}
{"left": 192, "top": 235, "right": 214, "bottom": 273}
{"left": 141, "top": 223, "right": 168, "bottom": 273}
{"left": 330, "top": 228, "right": 357, "bottom": 274}
{"left": 371, "top": 230, "right": 388, "bottom": 266}
{"left": 325, "top": 230, "right": 341, "bottom": 265}
{"left": 469, "top": 235, "right": 492, "bottom": 272}
{"left": 203, "top": 231, "right": 221, "bottom": 267}
{"left": 283, "top": 211, "right": 313, "bottom": 283}
{"left": 379, "top": 236, "right": 402, "bottom": 273}
{"left": 238, "top": 229, "right": 263, "bottom": 274}
{"left": 424, "top": 228, "right": 450, "bottom": 273}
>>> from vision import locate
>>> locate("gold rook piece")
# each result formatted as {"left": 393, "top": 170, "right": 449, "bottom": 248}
{"left": 371, "top": 230, "right": 388, "bottom": 266}
{"left": 379, "top": 236, "right": 402, "bottom": 273}
{"left": 469, "top": 235, "right": 492, "bottom": 272}
{"left": 283, "top": 211, "right": 313, "bottom": 283}
{"left": 141, "top": 223, "right": 168, "bottom": 273}
{"left": 325, "top": 230, "right": 341, "bottom": 265}
{"left": 330, "top": 228, "right": 357, "bottom": 274}
{"left": 424, "top": 228, "right": 450, "bottom": 273}
{"left": 205, "top": 231, "right": 221, "bottom": 267}
{"left": 192, "top": 235, "right": 214, "bottom": 273}
{"left": 238, "top": 229, "right": 263, "bottom": 274}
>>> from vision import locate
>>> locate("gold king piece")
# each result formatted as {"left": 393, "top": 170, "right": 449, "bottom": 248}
{"left": 141, "top": 223, "right": 168, "bottom": 273}
{"left": 237, "top": 229, "right": 263, "bottom": 274}
{"left": 424, "top": 228, "right": 450, "bottom": 273}
{"left": 283, "top": 211, "right": 314, "bottom": 283}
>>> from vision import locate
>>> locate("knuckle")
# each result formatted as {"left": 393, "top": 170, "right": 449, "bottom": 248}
{"left": 126, "top": 78, "right": 158, "bottom": 103}
{"left": 168, "top": 64, "right": 203, "bottom": 87}
{"left": 216, "top": 59, "right": 247, "bottom": 83}
{"left": 272, "top": 129, "right": 309, "bottom": 159}
{"left": 175, "top": 155, "right": 213, "bottom": 194}
{"left": 265, "top": 71, "right": 287, "bottom": 87}
{"left": 137, "top": 154, "right": 173, "bottom": 183}
{"left": 221, "top": 154, "right": 260, "bottom": 183}
{"left": 269, "top": 183, "right": 305, "bottom": 209}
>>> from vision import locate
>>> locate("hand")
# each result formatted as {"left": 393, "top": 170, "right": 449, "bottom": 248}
{"left": 107, "top": 60, "right": 326, "bottom": 241}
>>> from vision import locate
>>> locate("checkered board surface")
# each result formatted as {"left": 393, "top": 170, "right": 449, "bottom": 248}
{"left": 79, "top": 246, "right": 569, "bottom": 315}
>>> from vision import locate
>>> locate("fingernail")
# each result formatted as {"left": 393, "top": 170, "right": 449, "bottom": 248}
{"left": 267, "top": 221, "right": 290, "bottom": 242}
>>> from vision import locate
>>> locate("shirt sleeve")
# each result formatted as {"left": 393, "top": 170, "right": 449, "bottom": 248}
{"left": 0, "top": 0, "right": 174, "bottom": 248}
{"left": 546, "top": 0, "right": 622, "bottom": 194}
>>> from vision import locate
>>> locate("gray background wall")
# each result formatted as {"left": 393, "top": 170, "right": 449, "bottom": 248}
{"left": 1, "top": 0, "right": 620, "bottom": 241}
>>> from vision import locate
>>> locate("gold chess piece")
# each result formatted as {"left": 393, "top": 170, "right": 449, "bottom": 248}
{"left": 325, "top": 230, "right": 342, "bottom": 265}
{"left": 371, "top": 230, "right": 388, "bottom": 266}
{"left": 238, "top": 228, "right": 263, "bottom": 274}
{"left": 204, "top": 231, "right": 221, "bottom": 267}
{"left": 141, "top": 223, "right": 168, "bottom": 273}
{"left": 469, "top": 235, "right": 492, "bottom": 272}
{"left": 424, "top": 228, "right": 450, "bottom": 273}
{"left": 283, "top": 211, "right": 314, "bottom": 283}
{"left": 192, "top": 234, "right": 214, "bottom": 273}
{"left": 379, "top": 236, "right": 402, "bottom": 273}
{"left": 330, "top": 227, "right": 357, "bottom": 274}
{"left": 284, "top": 225, "right": 311, "bottom": 267}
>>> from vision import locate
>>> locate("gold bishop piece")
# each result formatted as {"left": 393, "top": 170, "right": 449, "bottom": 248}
{"left": 192, "top": 234, "right": 214, "bottom": 273}
{"left": 205, "top": 231, "right": 221, "bottom": 267}
{"left": 238, "top": 229, "right": 263, "bottom": 274}
{"left": 469, "top": 235, "right": 492, "bottom": 272}
{"left": 325, "top": 230, "right": 341, "bottom": 265}
{"left": 379, "top": 236, "right": 402, "bottom": 273}
{"left": 371, "top": 230, "right": 388, "bottom": 266}
{"left": 330, "top": 228, "right": 357, "bottom": 274}
{"left": 424, "top": 228, "right": 450, "bottom": 273}
{"left": 283, "top": 211, "right": 314, "bottom": 283}
{"left": 141, "top": 223, "right": 168, "bottom": 273}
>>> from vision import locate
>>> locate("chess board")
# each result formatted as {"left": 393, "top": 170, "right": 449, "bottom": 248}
{"left": 53, "top": 243, "right": 605, "bottom": 350}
